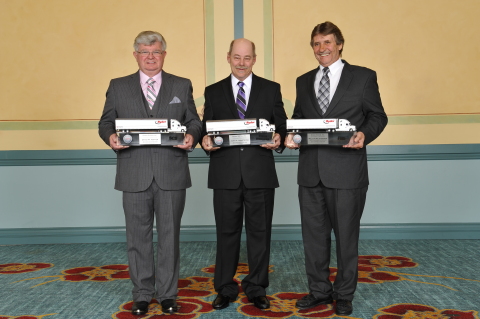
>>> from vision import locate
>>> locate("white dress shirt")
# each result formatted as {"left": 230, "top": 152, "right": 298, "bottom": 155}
{"left": 314, "top": 58, "right": 344, "bottom": 103}
{"left": 231, "top": 73, "right": 253, "bottom": 106}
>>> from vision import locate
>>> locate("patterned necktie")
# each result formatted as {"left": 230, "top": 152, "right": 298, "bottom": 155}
{"left": 236, "top": 82, "right": 247, "bottom": 119}
{"left": 146, "top": 78, "right": 157, "bottom": 109}
{"left": 317, "top": 67, "right": 330, "bottom": 114}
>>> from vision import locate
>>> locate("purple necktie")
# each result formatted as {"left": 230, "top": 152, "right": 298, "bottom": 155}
{"left": 236, "top": 82, "right": 247, "bottom": 119}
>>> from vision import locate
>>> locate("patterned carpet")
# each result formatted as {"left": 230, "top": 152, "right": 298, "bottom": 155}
{"left": 0, "top": 240, "right": 479, "bottom": 319}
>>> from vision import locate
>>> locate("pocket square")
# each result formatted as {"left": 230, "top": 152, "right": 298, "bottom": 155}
{"left": 169, "top": 96, "right": 181, "bottom": 104}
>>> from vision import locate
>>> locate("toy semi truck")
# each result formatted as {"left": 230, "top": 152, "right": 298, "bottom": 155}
{"left": 286, "top": 118, "right": 356, "bottom": 146}
{"left": 206, "top": 118, "right": 275, "bottom": 147}
{"left": 115, "top": 119, "right": 186, "bottom": 146}
{"left": 287, "top": 118, "right": 356, "bottom": 132}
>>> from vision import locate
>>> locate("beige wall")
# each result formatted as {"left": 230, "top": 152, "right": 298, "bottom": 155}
{"left": 274, "top": 0, "right": 480, "bottom": 115}
{"left": 0, "top": 0, "right": 479, "bottom": 150}
{"left": 0, "top": 0, "right": 205, "bottom": 121}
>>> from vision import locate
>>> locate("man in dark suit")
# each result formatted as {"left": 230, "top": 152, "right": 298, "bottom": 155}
{"left": 285, "top": 22, "right": 388, "bottom": 316}
{"left": 98, "top": 31, "right": 201, "bottom": 315}
{"left": 201, "top": 38, "right": 287, "bottom": 310}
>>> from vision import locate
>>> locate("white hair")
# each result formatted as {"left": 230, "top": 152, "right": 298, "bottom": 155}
{"left": 133, "top": 31, "right": 167, "bottom": 51}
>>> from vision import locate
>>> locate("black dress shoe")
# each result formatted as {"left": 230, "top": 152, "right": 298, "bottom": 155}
{"left": 161, "top": 299, "right": 178, "bottom": 314}
{"left": 335, "top": 299, "right": 353, "bottom": 315}
{"left": 296, "top": 293, "right": 333, "bottom": 309}
{"left": 212, "top": 293, "right": 231, "bottom": 310}
{"left": 250, "top": 296, "right": 270, "bottom": 309}
{"left": 131, "top": 301, "right": 149, "bottom": 315}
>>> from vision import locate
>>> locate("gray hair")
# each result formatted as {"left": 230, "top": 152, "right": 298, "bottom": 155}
{"left": 133, "top": 31, "right": 167, "bottom": 51}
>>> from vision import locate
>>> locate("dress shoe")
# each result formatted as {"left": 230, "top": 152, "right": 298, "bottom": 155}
{"left": 161, "top": 299, "right": 178, "bottom": 314}
{"left": 296, "top": 293, "right": 333, "bottom": 309}
{"left": 212, "top": 293, "right": 231, "bottom": 310}
{"left": 131, "top": 301, "right": 149, "bottom": 315}
{"left": 335, "top": 299, "right": 353, "bottom": 315}
{"left": 250, "top": 296, "right": 270, "bottom": 309}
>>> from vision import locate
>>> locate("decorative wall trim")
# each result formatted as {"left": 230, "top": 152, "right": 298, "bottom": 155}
{"left": 1, "top": 223, "right": 479, "bottom": 245}
{"left": 1, "top": 144, "right": 479, "bottom": 166}
{"left": 234, "top": 0, "right": 243, "bottom": 39}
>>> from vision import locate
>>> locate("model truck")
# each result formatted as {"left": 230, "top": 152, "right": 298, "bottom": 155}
{"left": 286, "top": 118, "right": 356, "bottom": 146}
{"left": 206, "top": 118, "right": 276, "bottom": 147}
{"left": 115, "top": 119, "right": 186, "bottom": 146}
{"left": 206, "top": 118, "right": 275, "bottom": 135}
{"left": 287, "top": 118, "right": 356, "bottom": 132}
{"left": 116, "top": 119, "right": 186, "bottom": 133}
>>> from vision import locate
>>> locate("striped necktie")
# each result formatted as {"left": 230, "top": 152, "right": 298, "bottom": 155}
{"left": 146, "top": 78, "right": 157, "bottom": 109}
{"left": 317, "top": 67, "right": 330, "bottom": 114}
{"left": 236, "top": 82, "right": 247, "bottom": 119}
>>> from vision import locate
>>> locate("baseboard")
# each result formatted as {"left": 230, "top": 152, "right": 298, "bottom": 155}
{"left": 1, "top": 223, "right": 479, "bottom": 245}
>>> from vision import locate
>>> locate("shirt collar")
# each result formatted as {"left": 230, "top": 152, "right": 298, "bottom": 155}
{"left": 319, "top": 58, "right": 344, "bottom": 75}
{"left": 139, "top": 70, "right": 162, "bottom": 84}
{"left": 231, "top": 73, "right": 253, "bottom": 88}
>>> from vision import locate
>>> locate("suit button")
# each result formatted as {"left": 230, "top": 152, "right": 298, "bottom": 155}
{"left": 240, "top": 147, "right": 244, "bottom": 151}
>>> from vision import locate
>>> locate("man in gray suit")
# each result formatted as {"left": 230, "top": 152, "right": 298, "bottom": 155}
{"left": 98, "top": 31, "right": 201, "bottom": 315}
{"left": 285, "top": 22, "right": 387, "bottom": 315}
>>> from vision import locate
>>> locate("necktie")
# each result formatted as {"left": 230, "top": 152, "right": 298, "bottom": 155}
{"left": 146, "top": 78, "right": 157, "bottom": 109}
{"left": 236, "top": 82, "right": 247, "bottom": 119}
{"left": 317, "top": 67, "right": 330, "bottom": 114}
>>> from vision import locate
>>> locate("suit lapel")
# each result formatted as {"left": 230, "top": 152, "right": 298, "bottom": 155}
{"left": 221, "top": 76, "right": 239, "bottom": 118}
{"left": 127, "top": 71, "right": 149, "bottom": 118}
{"left": 307, "top": 68, "right": 324, "bottom": 118}
{"left": 245, "top": 73, "right": 260, "bottom": 118}
{"left": 325, "top": 60, "right": 353, "bottom": 117}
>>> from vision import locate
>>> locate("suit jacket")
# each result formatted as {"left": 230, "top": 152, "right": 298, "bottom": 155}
{"left": 293, "top": 60, "right": 388, "bottom": 189}
{"left": 99, "top": 71, "right": 202, "bottom": 192}
{"left": 202, "top": 74, "right": 287, "bottom": 189}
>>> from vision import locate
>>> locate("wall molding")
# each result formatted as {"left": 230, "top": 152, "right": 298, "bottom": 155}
{"left": 0, "top": 144, "right": 479, "bottom": 166}
{"left": 1, "top": 223, "right": 479, "bottom": 245}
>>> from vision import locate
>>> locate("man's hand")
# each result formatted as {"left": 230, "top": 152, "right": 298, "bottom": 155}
{"left": 109, "top": 134, "right": 129, "bottom": 151}
{"left": 285, "top": 133, "right": 300, "bottom": 149}
{"left": 201, "top": 135, "right": 220, "bottom": 152}
{"left": 260, "top": 133, "right": 281, "bottom": 150}
{"left": 343, "top": 131, "right": 365, "bottom": 149}
{"left": 175, "top": 133, "right": 195, "bottom": 150}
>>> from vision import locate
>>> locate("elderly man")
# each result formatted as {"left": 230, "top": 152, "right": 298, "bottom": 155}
{"left": 286, "top": 22, "right": 387, "bottom": 315}
{"left": 98, "top": 31, "right": 201, "bottom": 315}
{"left": 201, "top": 38, "right": 287, "bottom": 310}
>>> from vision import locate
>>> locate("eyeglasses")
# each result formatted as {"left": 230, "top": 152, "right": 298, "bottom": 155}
{"left": 136, "top": 51, "right": 164, "bottom": 57}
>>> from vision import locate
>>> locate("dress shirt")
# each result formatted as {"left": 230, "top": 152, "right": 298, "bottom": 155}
{"left": 139, "top": 70, "right": 162, "bottom": 101}
{"left": 231, "top": 73, "right": 253, "bottom": 106}
{"left": 314, "top": 58, "right": 344, "bottom": 103}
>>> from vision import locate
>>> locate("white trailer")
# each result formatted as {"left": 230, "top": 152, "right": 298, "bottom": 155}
{"left": 287, "top": 118, "right": 356, "bottom": 132}
{"left": 116, "top": 119, "right": 186, "bottom": 133}
{"left": 206, "top": 118, "right": 275, "bottom": 135}
{"left": 286, "top": 119, "right": 356, "bottom": 146}
{"left": 206, "top": 118, "right": 276, "bottom": 147}
{"left": 115, "top": 119, "right": 186, "bottom": 146}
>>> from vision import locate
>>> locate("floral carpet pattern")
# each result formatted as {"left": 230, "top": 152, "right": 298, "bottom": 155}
{"left": 0, "top": 240, "right": 478, "bottom": 318}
